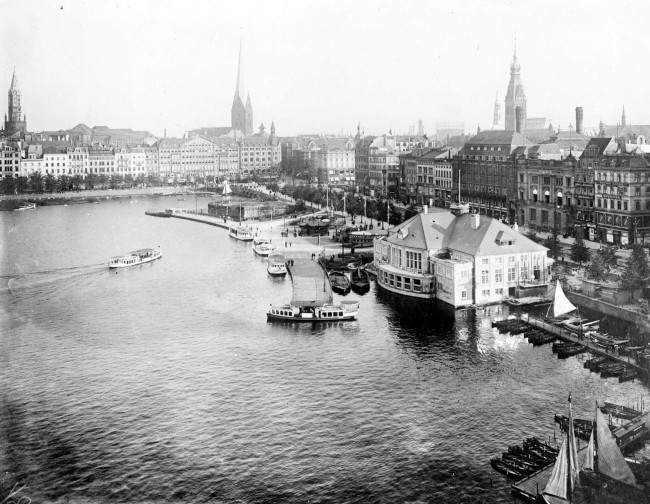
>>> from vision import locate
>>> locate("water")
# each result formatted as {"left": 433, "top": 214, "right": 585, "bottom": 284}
{"left": 1, "top": 197, "right": 648, "bottom": 503}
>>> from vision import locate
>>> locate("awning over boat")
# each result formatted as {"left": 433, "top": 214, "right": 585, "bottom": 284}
{"left": 289, "top": 259, "right": 333, "bottom": 307}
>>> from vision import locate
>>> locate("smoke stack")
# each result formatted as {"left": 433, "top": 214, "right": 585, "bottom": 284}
{"left": 575, "top": 107, "right": 583, "bottom": 135}
{"left": 515, "top": 107, "right": 524, "bottom": 134}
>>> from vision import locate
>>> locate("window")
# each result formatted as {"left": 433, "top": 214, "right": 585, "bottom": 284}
{"left": 624, "top": 201, "right": 628, "bottom": 210}
{"left": 635, "top": 200, "right": 641, "bottom": 210}
{"left": 481, "top": 269, "right": 489, "bottom": 284}
{"left": 530, "top": 208, "right": 537, "bottom": 221}
{"left": 495, "top": 288, "right": 503, "bottom": 295}
{"left": 541, "top": 210, "right": 548, "bottom": 223}
{"left": 495, "top": 269, "right": 503, "bottom": 283}
{"left": 482, "top": 289, "right": 490, "bottom": 296}
{"left": 461, "top": 290, "right": 467, "bottom": 299}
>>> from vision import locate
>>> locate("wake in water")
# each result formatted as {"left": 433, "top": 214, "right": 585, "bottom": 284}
{"left": 0, "top": 263, "right": 106, "bottom": 296}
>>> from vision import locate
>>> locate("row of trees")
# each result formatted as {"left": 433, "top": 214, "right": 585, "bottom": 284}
{"left": 0, "top": 173, "right": 164, "bottom": 195}
{"left": 280, "top": 184, "right": 415, "bottom": 226}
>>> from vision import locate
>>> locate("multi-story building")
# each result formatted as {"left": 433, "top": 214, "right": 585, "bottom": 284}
{"left": 403, "top": 148, "right": 456, "bottom": 207}
{"left": 576, "top": 137, "right": 617, "bottom": 240}
{"left": 180, "top": 136, "right": 219, "bottom": 177}
{"left": 314, "top": 137, "right": 355, "bottom": 186}
{"left": 144, "top": 146, "right": 160, "bottom": 178}
{"left": 19, "top": 144, "right": 43, "bottom": 177}
{"left": 368, "top": 134, "right": 400, "bottom": 197}
{"left": 68, "top": 146, "right": 89, "bottom": 176}
{"left": 515, "top": 153, "right": 577, "bottom": 233}
{"left": 354, "top": 136, "right": 375, "bottom": 192}
{"left": 238, "top": 124, "right": 281, "bottom": 177}
{"left": 593, "top": 149, "right": 650, "bottom": 245}
{"left": 1, "top": 140, "right": 21, "bottom": 178}
{"left": 87, "top": 148, "right": 116, "bottom": 176}
{"left": 158, "top": 138, "right": 184, "bottom": 178}
{"left": 373, "top": 205, "right": 550, "bottom": 307}
{"left": 455, "top": 130, "right": 530, "bottom": 222}
{"left": 42, "top": 147, "right": 69, "bottom": 176}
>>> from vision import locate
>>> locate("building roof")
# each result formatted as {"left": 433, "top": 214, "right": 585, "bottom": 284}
{"left": 384, "top": 207, "right": 547, "bottom": 257}
{"left": 580, "top": 137, "right": 617, "bottom": 158}
{"left": 191, "top": 126, "right": 234, "bottom": 138}
{"left": 447, "top": 213, "right": 546, "bottom": 256}
{"left": 465, "top": 130, "right": 530, "bottom": 147}
{"left": 316, "top": 136, "right": 355, "bottom": 151}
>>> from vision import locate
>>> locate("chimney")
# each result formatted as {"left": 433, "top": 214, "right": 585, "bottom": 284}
{"left": 515, "top": 107, "right": 524, "bottom": 134}
{"left": 471, "top": 212, "right": 480, "bottom": 229}
{"left": 575, "top": 107, "right": 583, "bottom": 135}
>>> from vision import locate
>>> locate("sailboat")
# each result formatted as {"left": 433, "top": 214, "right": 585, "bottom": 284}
{"left": 222, "top": 179, "right": 233, "bottom": 197}
{"left": 582, "top": 404, "right": 637, "bottom": 487}
{"left": 541, "top": 395, "right": 580, "bottom": 504}
{"left": 548, "top": 280, "right": 577, "bottom": 320}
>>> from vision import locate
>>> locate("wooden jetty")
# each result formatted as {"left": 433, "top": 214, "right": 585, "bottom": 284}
{"left": 522, "top": 314, "right": 648, "bottom": 379}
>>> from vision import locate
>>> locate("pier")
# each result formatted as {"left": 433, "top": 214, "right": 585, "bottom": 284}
{"left": 521, "top": 314, "right": 648, "bottom": 378}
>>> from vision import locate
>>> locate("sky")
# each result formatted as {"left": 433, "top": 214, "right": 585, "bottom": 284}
{"left": 1, "top": 0, "right": 649, "bottom": 138}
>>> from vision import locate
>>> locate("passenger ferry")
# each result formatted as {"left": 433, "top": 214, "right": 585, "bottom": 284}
{"left": 109, "top": 247, "right": 162, "bottom": 268}
{"left": 228, "top": 225, "right": 254, "bottom": 241}
{"left": 267, "top": 253, "right": 287, "bottom": 277}
{"left": 253, "top": 236, "right": 275, "bottom": 256}
{"left": 266, "top": 258, "right": 360, "bottom": 322}
{"left": 267, "top": 301, "right": 360, "bottom": 322}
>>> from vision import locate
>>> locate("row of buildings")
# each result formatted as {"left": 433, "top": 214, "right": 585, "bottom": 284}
{"left": 1, "top": 40, "right": 281, "bottom": 182}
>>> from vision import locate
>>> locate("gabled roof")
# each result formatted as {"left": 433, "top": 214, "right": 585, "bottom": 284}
{"left": 447, "top": 214, "right": 546, "bottom": 256}
{"left": 384, "top": 208, "right": 547, "bottom": 258}
{"left": 580, "top": 137, "right": 617, "bottom": 158}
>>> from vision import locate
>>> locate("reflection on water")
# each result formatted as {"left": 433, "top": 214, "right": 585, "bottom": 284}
{"left": 0, "top": 197, "right": 648, "bottom": 504}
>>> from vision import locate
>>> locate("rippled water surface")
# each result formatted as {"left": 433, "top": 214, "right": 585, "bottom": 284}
{"left": 1, "top": 197, "right": 648, "bottom": 503}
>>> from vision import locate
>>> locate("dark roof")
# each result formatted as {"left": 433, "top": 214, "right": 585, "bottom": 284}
{"left": 465, "top": 130, "right": 530, "bottom": 146}
{"left": 580, "top": 137, "right": 616, "bottom": 158}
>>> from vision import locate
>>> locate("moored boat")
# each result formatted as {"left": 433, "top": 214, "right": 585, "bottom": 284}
{"left": 14, "top": 202, "right": 36, "bottom": 211}
{"left": 267, "top": 258, "right": 360, "bottom": 322}
{"left": 329, "top": 271, "right": 351, "bottom": 295}
{"left": 350, "top": 267, "right": 370, "bottom": 294}
{"left": 505, "top": 296, "right": 550, "bottom": 306}
{"left": 109, "top": 246, "right": 162, "bottom": 268}
{"left": 267, "top": 253, "right": 287, "bottom": 277}
{"left": 229, "top": 225, "right": 254, "bottom": 241}
{"left": 253, "top": 236, "right": 275, "bottom": 256}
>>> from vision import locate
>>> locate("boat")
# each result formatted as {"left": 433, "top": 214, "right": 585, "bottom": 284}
{"left": 505, "top": 296, "right": 550, "bottom": 306}
{"left": 267, "top": 253, "right": 287, "bottom": 277}
{"left": 228, "top": 225, "right": 254, "bottom": 241}
{"left": 267, "top": 258, "right": 359, "bottom": 322}
{"left": 109, "top": 247, "right": 162, "bottom": 268}
{"left": 222, "top": 179, "right": 233, "bottom": 196}
{"left": 14, "top": 202, "right": 36, "bottom": 211}
{"left": 329, "top": 271, "right": 351, "bottom": 295}
{"left": 253, "top": 236, "right": 275, "bottom": 256}
{"left": 350, "top": 268, "right": 370, "bottom": 294}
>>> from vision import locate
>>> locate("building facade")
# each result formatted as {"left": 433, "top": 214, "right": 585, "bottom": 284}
{"left": 374, "top": 206, "right": 551, "bottom": 306}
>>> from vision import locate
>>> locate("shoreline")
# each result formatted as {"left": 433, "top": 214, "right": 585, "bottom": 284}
{"left": 0, "top": 187, "right": 207, "bottom": 211}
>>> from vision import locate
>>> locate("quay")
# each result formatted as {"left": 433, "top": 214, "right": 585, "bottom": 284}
{"left": 521, "top": 314, "right": 648, "bottom": 378}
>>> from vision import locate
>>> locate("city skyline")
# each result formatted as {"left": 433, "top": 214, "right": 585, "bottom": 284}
{"left": 2, "top": 0, "right": 650, "bottom": 137}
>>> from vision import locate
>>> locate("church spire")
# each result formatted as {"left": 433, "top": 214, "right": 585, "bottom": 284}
{"left": 621, "top": 105, "right": 627, "bottom": 128}
{"left": 235, "top": 34, "right": 245, "bottom": 100}
{"left": 10, "top": 67, "right": 17, "bottom": 90}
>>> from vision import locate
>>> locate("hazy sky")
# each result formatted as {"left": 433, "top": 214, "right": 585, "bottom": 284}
{"left": 1, "top": 0, "right": 649, "bottom": 138}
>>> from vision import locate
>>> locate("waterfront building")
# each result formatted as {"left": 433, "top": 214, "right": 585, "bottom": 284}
{"left": 158, "top": 138, "right": 184, "bottom": 179}
{"left": 68, "top": 146, "right": 89, "bottom": 176}
{"left": 144, "top": 146, "right": 160, "bottom": 178}
{"left": 180, "top": 136, "right": 219, "bottom": 178}
{"left": 42, "top": 147, "right": 69, "bottom": 176}
{"left": 373, "top": 205, "right": 550, "bottom": 307}
{"left": 455, "top": 130, "right": 530, "bottom": 222}
{"left": 4, "top": 69, "right": 27, "bottom": 137}
{"left": 18, "top": 144, "right": 43, "bottom": 177}
{"left": 1, "top": 140, "right": 22, "bottom": 178}
{"left": 238, "top": 126, "right": 281, "bottom": 177}
{"left": 87, "top": 147, "right": 116, "bottom": 176}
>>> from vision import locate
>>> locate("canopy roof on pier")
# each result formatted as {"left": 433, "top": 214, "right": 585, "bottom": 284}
{"left": 288, "top": 259, "right": 333, "bottom": 307}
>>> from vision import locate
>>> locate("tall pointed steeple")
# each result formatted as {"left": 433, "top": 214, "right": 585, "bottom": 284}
{"left": 504, "top": 40, "right": 526, "bottom": 131}
{"left": 621, "top": 105, "right": 627, "bottom": 128}
{"left": 492, "top": 91, "right": 501, "bottom": 128}
{"left": 231, "top": 34, "right": 249, "bottom": 135}
{"left": 5, "top": 66, "right": 26, "bottom": 136}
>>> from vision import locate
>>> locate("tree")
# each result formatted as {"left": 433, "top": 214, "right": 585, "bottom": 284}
{"left": 28, "top": 172, "right": 43, "bottom": 193}
{"left": 44, "top": 173, "right": 58, "bottom": 193}
{"left": 600, "top": 245, "right": 618, "bottom": 268}
{"left": 570, "top": 237, "right": 590, "bottom": 265}
{"left": 0, "top": 176, "right": 16, "bottom": 195}
{"left": 587, "top": 253, "right": 608, "bottom": 281}
{"left": 543, "top": 230, "right": 561, "bottom": 259}
{"left": 621, "top": 244, "right": 649, "bottom": 291}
